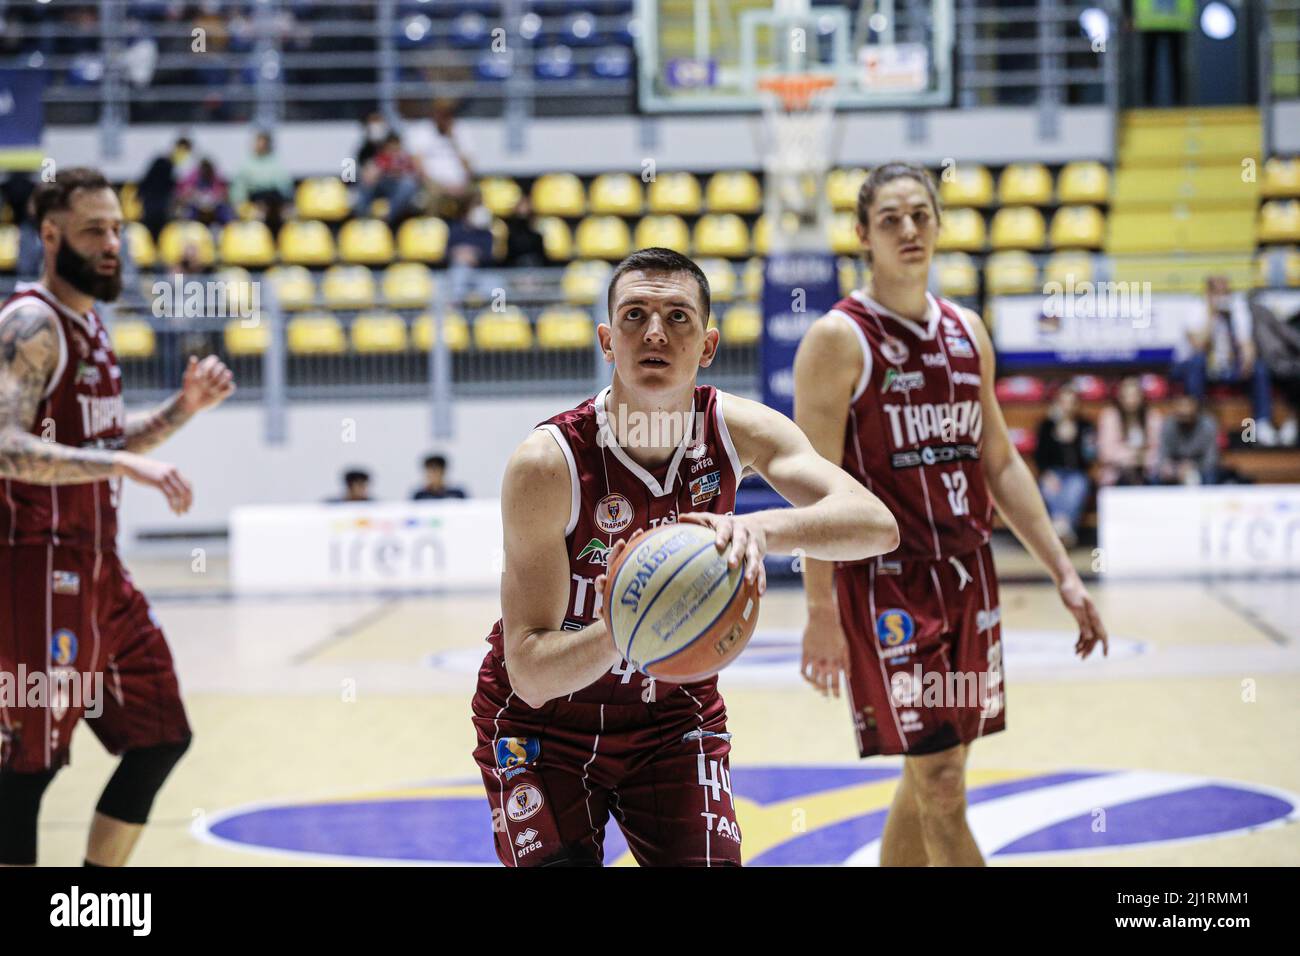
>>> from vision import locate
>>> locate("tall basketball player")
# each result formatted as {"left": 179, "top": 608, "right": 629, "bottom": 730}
{"left": 794, "top": 163, "right": 1109, "bottom": 866}
{"left": 472, "top": 247, "right": 899, "bottom": 866}
{"left": 0, "top": 168, "right": 234, "bottom": 866}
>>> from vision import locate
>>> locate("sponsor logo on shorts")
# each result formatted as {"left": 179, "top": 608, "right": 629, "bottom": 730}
{"left": 514, "top": 826, "right": 543, "bottom": 858}
{"left": 977, "top": 607, "right": 1001, "bottom": 633}
{"left": 690, "top": 470, "right": 721, "bottom": 507}
{"left": 881, "top": 368, "right": 925, "bottom": 394}
{"left": 507, "top": 783, "right": 544, "bottom": 822}
{"left": 594, "top": 494, "right": 633, "bottom": 534}
{"left": 51, "top": 629, "right": 79, "bottom": 666}
{"left": 878, "top": 560, "right": 902, "bottom": 575}
{"left": 900, "top": 710, "right": 924, "bottom": 733}
{"left": 495, "top": 737, "right": 540, "bottom": 775}
{"left": 875, "top": 609, "right": 915, "bottom": 660}
{"left": 880, "top": 335, "right": 909, "bottom": 365}
{"left": 576, "top": 538, "right": 611, "bottom": 566}
{"left": 52, "top": 570, "right": 81, "bottom": 595}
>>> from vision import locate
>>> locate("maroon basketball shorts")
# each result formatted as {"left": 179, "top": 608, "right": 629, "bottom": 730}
{"left": 835, "top": 542, "right": 1005, "bottom": 758}
{"left": 472, "top": 680, "right": 741, "bottom": 867}
{"left": 0, "top": 545, "right": 191, "bottom": 773}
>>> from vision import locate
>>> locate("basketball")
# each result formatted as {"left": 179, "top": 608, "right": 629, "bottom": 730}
{"left": 602, "top": 522, "right": 761, "bottom": 683}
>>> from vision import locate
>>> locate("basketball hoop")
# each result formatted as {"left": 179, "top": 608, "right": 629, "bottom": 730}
{"left": 756, "top": 73, "right": 838, "bottom": 252}
{"left": 758, "top": 74, "right": 836, "bottom": 112}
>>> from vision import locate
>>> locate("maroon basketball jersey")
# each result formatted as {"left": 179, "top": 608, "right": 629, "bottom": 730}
{"left": 484, "top": 383, "right": 742, "bottom": 707}
{"left": 832, "top": 290, "right": 993, "bottom": 562}
{"left": 0, "top": 283, "right": 125, "bottom": 551}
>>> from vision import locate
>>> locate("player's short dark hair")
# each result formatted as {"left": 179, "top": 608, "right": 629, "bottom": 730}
{"left": 31, "top": 167, "right": 114, "bottom": 227}
{"left": 423, "top": 454, "right": 447, "bottom": 470}
{"left": 343, "top": 469, "right": 370, "bottom": 485}
{"left": 855, "top": 162, "right": 943, "bottom": 230}
{"left": 607, "top": 247, "right": 711, "bottom": 329}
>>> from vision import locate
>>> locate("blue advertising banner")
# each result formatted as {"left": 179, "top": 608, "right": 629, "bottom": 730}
{"left": 759, "top": 252, "right": 841, "bottom": 418}
{"left": 0, "top": 70, "right": 46, "bottom": 148}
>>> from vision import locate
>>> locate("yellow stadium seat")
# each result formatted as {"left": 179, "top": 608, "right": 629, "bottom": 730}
{"left": 1044, "top": 251, "right": 1096, "bottom": 288}
{"left": 1262, "top": 157, "right": 1300, "bottom": 199}
{"left": 1057, "top": 161, "right": 1110, "bottom": 205}
{"left": 412, "top": 311, "right": 469, "bottom": 351}
{"left": 934, "top": 252, "right": 979, "bottom": 298}
{"left": 940, "top": 164, "right": 993, "bottom": 208}
{"left": 721, "top": 303, "right": 761, "bottom": 346}
{"left": 589, "top": 173, "right": 643, "bottom": 216}
{"left": 838, "top": 257, "right": 860, "bottom": 296}
{"left": 218, "top": 220, "right": 276, "bottom": 268}
{"left": 575, "top": 215, "right": 632, "bottom": 260}
{"left": 295, "top": 177, "right": 351, "bottom": 221}
{"left": 321, "top": 265, "right": 377, "bottom": 310}
{"left": 1050, "top": 206, "right": 1105, "bottom": 249}
{"left": 0, "top": 225, "right": 15, "bottom": 271}
{"left": 351, "top": 311, "right": 408, "bottom": 353}
{"left": 473, "top": 307, "right": 533, "bottom": 351}
{"left": 1256, "top": 247, "right": 1300, "bottom": 287}
{"left": 705, "top": 171, "right": 762, "bottom": 214}
{"left": 936, "top": 207, "right": 986, "bottom": 252}
{"left": 214, "top": 266, "right": 257, "bottom": 316}
{"left": 338, "top": 218, "right": 394, "bottom": 266}
{"left": 124, "top": 222, "right": 155, "bottom": 268}
{"left": 118, "top": 183, "right": 142, "bottom": 221}
{"left": 753, "top": 213, "right": 800, "bottom": 256}
{"left": 998, "top": 163, "right": 1053, "bottom": 206}
{"left": 697, "top": 258, "right": 736, "bottom": 303}
{"left": 829, "top": 212, "right": 861, "bottom": 255}
{"left": 559, "top": 260, "right": 610, "bottom": 306}
{"left": 223, "top": 318, "right": 270, "bottom": 356}
{"left": 381, "top": 262, "right": 434, "bottom": 309}
{"left": 647, "top": 172, "right": 702, "bottom": 215}
{"left": 742, "top": 257, "right": 764, "bottom": 300}
{"left": 397, "top": 217, "right": 448, "bottom": 263}
{"left": 287, "top": 313, "right": 347, "bottom": 355}
{"left": 531, "top": 173, "right": 585, "bottom": 217}
{"left": 828, "top": 168, "right": 869, "bottom": 212}
{"left": 158, "top": 221, "right": 216, "bottom": 269}
{"left": 109, "top": 320, "right": 155, "bottom": 358}
{"left": 693, "top": 214, "right": 750, "bottom": 258}
{"left": 479, "top": 177, "right": 523, "bottom": 217}
{"left": 537, "top": 307, "right": 593, "bottom": 349}
{"left": 1259, "top": 200, "right": 1300, "bottom": 243}
{"left": 990, "top": 207, "right": 1046, "bottom": 250}
{"left": 278, "top": 220, "right": 334, "bottom": 267}
{"left": 265, "top": 265, "right": 316, "bottom": 311}
{"left": 634, "top": 215, "right": 690, "bottom": 254}
{"left": 535, "top": 215, "right": 574, "bottom": 261}
{"left": 985, "top": 250, "right": 1039, "bottom": 295}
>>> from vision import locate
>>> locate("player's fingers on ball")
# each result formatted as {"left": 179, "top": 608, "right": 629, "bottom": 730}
{"left": 757, "top": 560, "right": 767, "bottom": 596}
{"left": 728, "top": 523, "right": 747, "bottom": 567}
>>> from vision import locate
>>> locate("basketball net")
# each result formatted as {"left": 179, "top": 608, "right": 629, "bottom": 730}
{"left": 757, "top": 74, "right": 837, "bottom": 254}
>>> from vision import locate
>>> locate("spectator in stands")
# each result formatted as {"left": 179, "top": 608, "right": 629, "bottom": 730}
{"left": 328, "top": 469, "right": 374, "bottom": 503}
{"left": 1034, "top": 383, "right": 1095, "bottom": 547}
{"left": 413, "top": 454, "right": 468, "bottom": 500}
{"left": 502, "top": 196, "right": 547, "bottom": 269}
{"left": 1097, "top": 376, "right": 1163, "bottom": 485}
{"left": 446, "top": 200, "right": 501, "bottom": 305}
{"left": 353, "top": 131, "right": 421, "bottom": 226}
{"left": 1172, "top": 275, "right": 1278, "bottom": 445}
{"left": 176, "top": 157, "right": 234, "bottom": 226}
{"left": 1157, "top": 394, "right": 1220, "bottom": 485}
{"left": 407, "top": 98, "right": 475, "bottom": 217}
{"left": 356, "top": 110, "right": 390, "bottom": 170}
{"left": 230, "top": 131, "right": 294, "bottom": 235}
{"left": 2, "top": 173, "right": 40, "bottom": 279}
{"left": 138, "top": 136, "right": 193, "bottom": 239}
{"left": 1253, "top": 300, "right": 1300, "bottom": 447}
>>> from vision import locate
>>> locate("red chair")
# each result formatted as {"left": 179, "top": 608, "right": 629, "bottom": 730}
{"left": 1139, "top": 373, "right": 1169, "bottom": 401}
{"left": 1071, "top": 374, "right": 1107, "bottom": 401}
{"left": 1010, "top": 427, "right": 1038, "bottom": 455}
{"left": 995, "top": 375, "right": 1048, "bottom": 403}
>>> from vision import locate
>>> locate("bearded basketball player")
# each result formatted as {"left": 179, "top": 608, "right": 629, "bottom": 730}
{"left": 472, "top": 247, "right": 900, "bottom": 866}
{"left": 0, "top": 168, "right": 234, "bottom": 866}
{"left": 794, "top": 163, "right": 1109, "bottom": 867}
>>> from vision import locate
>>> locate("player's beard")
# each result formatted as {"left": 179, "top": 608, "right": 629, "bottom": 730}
{"left": 55, "top": 238, "right": 122, "bottom": 302}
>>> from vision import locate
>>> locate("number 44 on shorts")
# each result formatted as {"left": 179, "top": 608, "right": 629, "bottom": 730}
{"left": 696, "top": 755, "right": 733, "bottom": 803}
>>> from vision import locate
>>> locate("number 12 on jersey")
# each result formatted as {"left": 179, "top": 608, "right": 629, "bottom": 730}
{"left": 941, "top": 470, "right": 969, "bottom": 516}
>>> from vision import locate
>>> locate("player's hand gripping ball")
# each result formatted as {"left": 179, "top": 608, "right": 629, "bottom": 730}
{"left": 601, "top": 522, "right": 761, "bottom": 683}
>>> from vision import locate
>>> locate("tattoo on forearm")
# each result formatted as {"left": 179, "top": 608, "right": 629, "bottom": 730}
{"left": 125, "top": 392, "right": 193, "bottom": 453}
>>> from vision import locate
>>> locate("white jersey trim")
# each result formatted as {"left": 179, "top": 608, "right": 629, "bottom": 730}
{"left": 831, "top": 308, "right": 873, "bottom": 403}
{"left": 851, "top": 289, "right": 942, "bottom": 340}
{"left": 537, "top": 424, "right": 580, "bottom": 538}
{"left": 712, "top": 391, "right": 743, "bottom": 485}
{"left": 593, "top": 385, "right": 691, "bottom": 498}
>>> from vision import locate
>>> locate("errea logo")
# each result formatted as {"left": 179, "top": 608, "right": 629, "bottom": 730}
{"left": 50, "top": 886, "right": 151, "bottom": 936}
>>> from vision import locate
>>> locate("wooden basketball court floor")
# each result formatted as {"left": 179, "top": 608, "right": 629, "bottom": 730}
{"left": 32, "top": 544, "right": 1300, "bottom": 866}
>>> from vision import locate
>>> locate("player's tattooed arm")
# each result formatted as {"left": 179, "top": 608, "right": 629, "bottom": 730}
{"left": 124, "top": 392, "right": 194, "bottom": 454}
{"left": 126, "top": 354, "right": 234, "bottom": 453}
{"left": 0, "top": 305, "right": 120, "bottom": 485}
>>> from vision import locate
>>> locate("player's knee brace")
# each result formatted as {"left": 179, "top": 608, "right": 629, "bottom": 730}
{"left": 95, "top": 736, "right": 192, "bottom": 826}
{"left": 0, "top": 769, "right": 58, "bottom": 865}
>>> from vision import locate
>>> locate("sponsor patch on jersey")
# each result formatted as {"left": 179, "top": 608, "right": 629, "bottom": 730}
{"left": 594, "top": 493, "right": 633, "bottom": 534}
{"left": 881, "top": 368, "right": 925, "bottom": 394}
{"left": 74, "top": 362, "right": 101, "bottom": 387}
{"left": 922, "top": 352, "right": 948, "bottom": 367}
{"left": 52, "top": 570, "right": 81, "bottom": 595}
{"left": 875, "top": 610, "right": 915, "bottom": 657}
{"left": 951, "top": 370, "right": 982, "bottom": 387}
{"left": 51, "top": 628, "right": 79, "bottom": 667}
{"left": 506, "top": 783, "right": 544, "bottom": 822}
{"left": 880, "top": 335, "right": 910, "bottom": 365}
{"left": 690, "top": 470, "right": 721, "bottom": 507}
{"left": 495, "top": 737, "right": 540, "bottom": 781}
{"left": 945, "top": 335, "right": 974, "bottom": 358}
{"left": 877, "top": 560, "right": 902, "bottom": 575}
{"left": 576, "top": 538, "right": 611, "bottom": 565}
{"left": 891, "top": 444, "right": 981, "bottom": 469}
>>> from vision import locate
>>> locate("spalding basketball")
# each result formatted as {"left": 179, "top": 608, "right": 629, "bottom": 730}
{"left": 602, "top": 522, "right": 760, "bottom": 683}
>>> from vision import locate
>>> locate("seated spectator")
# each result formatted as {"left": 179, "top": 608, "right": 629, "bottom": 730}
{"left": 502, "top": 196, "right": 547, "bottom": 269}
{"left": 1097, "top": 376, "right": 1163, "bottom": 485}
{"left": 353, "top": 132, "right": 421, "bottom": 226}
{"left": 1034, "top": 383, "right": 1095, "bottom": 548}
{"left": 407, "top": 98, "right": 475, "bottom": 217}
{"left": 229, "top": 131, "right": 294, "bottom": 235}
{"left": 1252, "top": 300, "right": 1300, "bottom": 447}
{"left": 446, "top": 200, "right": 502, "bottom": 304}
{"left": 138, "top": 137, "right": 193, "bottom": 239}
{"left": 356, "top": 109, "right": 390, "bottom": 170}
{"left": 328, "top": 469, "right": 373, "bottom": 503}
{"left": 176, "top": 157, "right": 234, "bottom": 226}
{"left": 1171, "top": 275, "right": 1277, "bottom": 444}
{"left": 412, "top": 454, "right": 468, "bottom": 500}
{"left": 1157, "top": 394, "right": 1221, "bottom": 485}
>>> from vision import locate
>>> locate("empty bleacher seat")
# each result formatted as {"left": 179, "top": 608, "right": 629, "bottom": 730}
{"left": 219, "top": 220, "right": 276, "bottom": 268}
{"left": 742, "top": 257, "right": 764, "bottom": 300}
{"left": 473, "top": 307, "right": 533, "bottom": 350}
{"left": 990, "top": 207, "right": 1046, "bottom": 250}
{"left": 1262, "top": 157, "right": 1300, "bottom": 199}
{"left": 278, "top": 220, "right": 334, "bottom": 267}
{"left": 1255, "top": 247, "right": 1300, "bottom": 288}
{"left": 575, "top": 215, "right": 632, "bottom": 259}
{"left": 721, "top": 303, "right": 761, "bottom": 346}
{"left": 827, "top": 168, "right": 869, "bottom": 212}
{"left": 936, "top": 207, "right": 986, "bottom": 252}
{"left": 223, "top": 318, "right": 270, "bottom": 356}
{"left": 1050, "top": 206, "right": 1105, "bottom": 249}
{"left": 413, "top": 311, "right": 470, "bottom": 351}
{"left": 536, "top": 307, "right": 592, "bottom": 349}
{"left": 998, "top": 163, "right": 1053, "bottom": 206}
{"left": 322, "top": 265, "right": 377, "bottom": 310}
{"left": 828, "top": 212, "right": 861, "bottom": 255}
{"left": 531, "top": 173, "right": 585, "bottom": 217}
{"left": 265, "top": 265, "right": 316, "bottom": 311}
{"left": 838, "top": 257, "right": 860, "bottom": 297}
{"left": 697, "top": 258, "right": 736, "bottom": 303}
{"left": 339, "top": 218, "right": 395, "bottom": 265}
{"left": 589, "top": 173, "right": 643, "bottom": 216}
{"left": 1043, "top": 251, "right": 1096, "bottom": 288}
{"left": 985, "top": 250, "right": 1039, "bottom": 294}
{"left": 124, "top": 221, "right": 156, "bottom": 268}
{"left": 382, "top": 262, "right": 435, "bottom": 309}
{"left": 705, "top": 171, "right": 762, "bottom": 214}
{"left": 562, "top": 260, "right": 612, "bottom": 305}
{"left": 479, "top": 177, "right": 523, "bottom": 217}
{"left": 158, "top": 221, "right": 216, "bottom": 269}
{"left": 1057, "top": 161, "right": 1110, "bottom": 205}
{"left": 634, "top": 215, "right": 690, "bottom": 254}
{"left": 647, "top": 172, "right": 702, "bottom": 215}
{"left": 693, "top": 214, "right": 750, "bottom": 258}
{"left": 397, "top": 217, "right": 448, "bottom": 263}
{"left": 215, "top": 267, "right": 257, "bottom": 316}
{"left": 939, "top": 164, "right": 993, "bottom": 207}
{"left": 287, "top": 313, "right": 347, "bottom": 354}
{"left": 295, "top": 178, "right": 351, "bottom": 222}
{"left": 118, "top": 182, "right": 142, "bottom": 222}
{"left": 934, "top": 252, "right": 979, "bottom": 298}
{"left": 1259, "top": 200, "right": 1300, "bottom": 243}
{"left": 110, "top": 320, "right": 156, "bottom": 359}
{"left": 351, "top": 311, "right": 408, "bottom": 353}
{"left": 535, "top": 215, "right": 574, "bottom": 261}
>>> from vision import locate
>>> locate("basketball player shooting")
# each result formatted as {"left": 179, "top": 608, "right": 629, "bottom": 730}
{"left": 0, "top": 169, "right": 234, "bottom": 866}
{"left": 793, "top": 163, "right": 1109, "bottom": 867}
{"left": 472, "top": 247, "right": 899, "bottom": 867}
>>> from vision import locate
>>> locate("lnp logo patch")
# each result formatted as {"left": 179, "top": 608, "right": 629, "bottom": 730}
{"left": 52, "top": 570, "right": 81, "bottom": 595}
{"left": 875, "top": 609, "right": 915, "bottom": 660}
{"left": 51, "top": 628, "right": 79, "bottom": 667}
{"left": 945, "top": 336, "right": 974, "bottom": 358}
{"left": 690, "top": 471, "right": 721, "bottom": 507}
{"left": 594, "top": 494, "right": 633, "bottom": 534}
{"left": 507, "top": 783, "right": 544, "bottom": 822}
